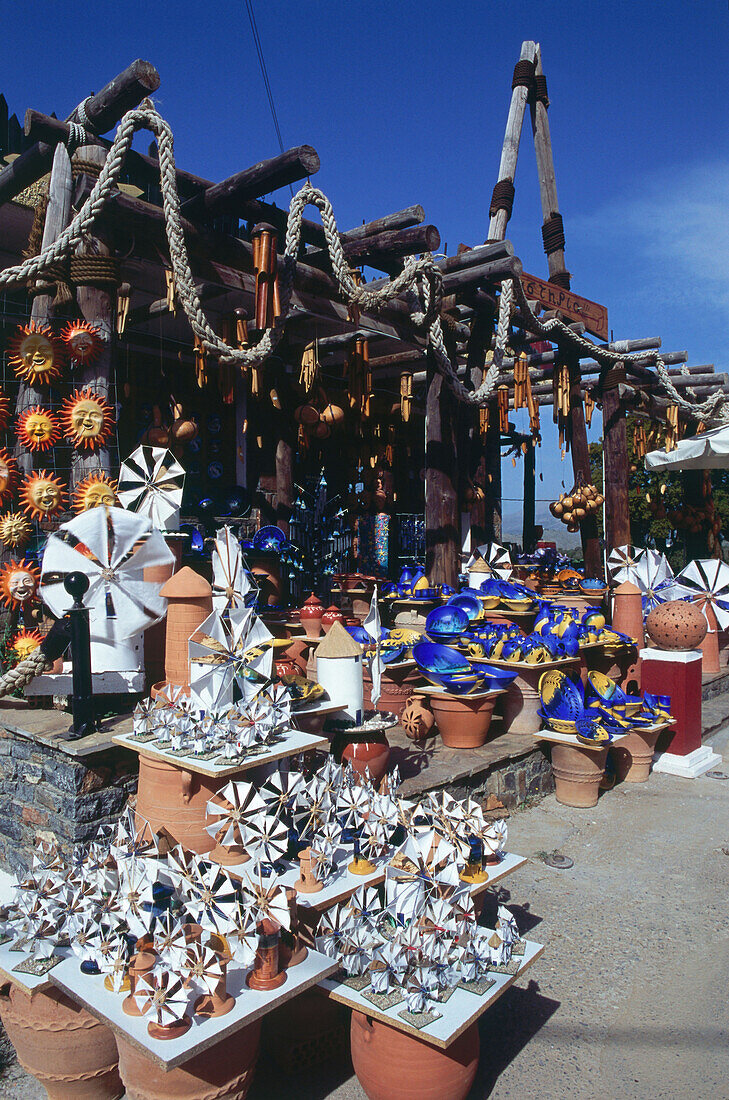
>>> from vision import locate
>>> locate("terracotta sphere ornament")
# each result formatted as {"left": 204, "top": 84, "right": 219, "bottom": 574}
{"left": 0, "top": 559, "right": 40, "bottom": 610}
{"left": 72, "top": 472, "right": 118, "bottom": 513}
{"left": 16, "top": 406, "right": 61, "bottom": 453}
{"left": 645, "top": 600, "right": 708, "bottom": 651}
{"left": 60, "top": 320, "right": 103, "bottom": 365}
{"left": 7, "top": 322, "right": 64, "bottom": 385}
{"left": 11, "top": 628, "right": 43, "bottom": 660}
{"left": 0, "top": 448, "right": 18, "bottom": 508}
{"left": 61, "top": 388, "right": 115, "bottom": 451}
{"left": 0, "top": 512, "right": 33, "bottom": 550}
{"left": 20, "top": 470, "right": 66, "bottom": 521}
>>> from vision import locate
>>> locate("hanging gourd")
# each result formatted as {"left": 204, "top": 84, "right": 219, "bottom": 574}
{"left": 251, "top": 222, "right": 281, "bottom": 331}
{"left": 16, "top": 406, "right": 61, "bottom": 452}
{"left": 60, "top": 320, "right": 103, "bottom": 366}
{"left": 61, "top": 388, "right": 114, "bottom": 451}
{"left": 8, "top": 322, "right": 64, "bottom": 385}
{"left": 72, "top": 472, "right": 118, "bottom": 512}
{"left": 169, "top": 402, "right": 197, "bottom": 445}
{"left": 19, "top": 471, "right": 66, "bottom": 520}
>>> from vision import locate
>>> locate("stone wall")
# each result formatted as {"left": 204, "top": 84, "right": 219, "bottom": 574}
{"left": 0, "top": 728, "right": 138, "bottom": 872}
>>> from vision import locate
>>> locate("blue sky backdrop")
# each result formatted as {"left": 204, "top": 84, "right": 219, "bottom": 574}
{"left": 2, "top": 0, "right": 727, "bottom": 531}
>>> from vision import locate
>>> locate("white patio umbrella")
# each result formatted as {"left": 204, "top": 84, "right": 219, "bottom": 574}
{"left": 645, "top": 424, "right": 729, "bottom": 471}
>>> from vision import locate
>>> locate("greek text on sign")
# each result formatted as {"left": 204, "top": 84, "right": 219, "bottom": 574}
{"left": 521, "top": 272, "right": 608, "bottom": 341}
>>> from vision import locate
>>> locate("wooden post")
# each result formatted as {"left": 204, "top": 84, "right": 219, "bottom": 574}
{"left": 425, "top": 353, "right": 459, "bottom": 587}
{"left": 15, "top": 144, "right": 73, "bottom": 475}
{"left": 523, "top": 438, "right": 536, "bottom": 552}
{"left": 487, "top": 41, "right": 537, "bottom": 241}
{"left": 601, "top": 363, "right": 631, "bottom": 550}
{"left": 70, "top": 144, "right": 114, "bottom": 486}
{"left": 529, "top": 46, "right": 570, "bottom": 285}
{"left": 567, "top": 353, "right": 602, "bottom": 575}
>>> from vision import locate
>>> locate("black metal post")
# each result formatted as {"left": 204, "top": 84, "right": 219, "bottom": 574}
{"left": 62, "top": 571, "right": 96, "bottom": 740}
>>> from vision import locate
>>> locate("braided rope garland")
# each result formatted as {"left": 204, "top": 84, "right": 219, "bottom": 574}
{"left": 0, "top": 649, "right": 50, "bottom": 698}
{"left": 0, "top": 102, "right": 724, "bottom": 423}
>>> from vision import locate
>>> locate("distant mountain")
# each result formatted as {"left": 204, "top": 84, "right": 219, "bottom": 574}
{"left": 501, "top": 505, "right": 582, "bottom": 552}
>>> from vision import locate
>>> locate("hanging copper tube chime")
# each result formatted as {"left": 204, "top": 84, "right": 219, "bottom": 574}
{"left": 400, "top": 370, "right": 413, "bottom": 422}
{"left": 116, "top": 282, "right": 130, "bottom": 336}
{"left": 665, "top": 404, "right": 679, "bottom": 452}
{"left": 497, "top": 385, "right": 509, "bottom": 433}
{"left": 513, "top": 352, "right": 528, "bottom": 410}
{"left": 193, "top": 334, "right": 207, "bottom": 389}
{"left": 251, "top": 223, "right": 281, "bottom": 331}
{"left": 165, "top": 269, "right": 177, "bottom": 316}
{"left": 479, "top": 405, "right": 490, "bottom": 441}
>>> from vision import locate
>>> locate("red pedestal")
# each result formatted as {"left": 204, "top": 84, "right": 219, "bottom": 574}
{"left": 640, "top": 648, "right": 701, "bottom": 756}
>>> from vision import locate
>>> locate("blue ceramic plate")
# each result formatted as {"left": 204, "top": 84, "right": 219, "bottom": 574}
{"left": 253, "top": 525, "right": 288, "bottom": 553}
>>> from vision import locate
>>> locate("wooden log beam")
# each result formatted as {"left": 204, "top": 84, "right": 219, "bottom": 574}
{"left": 181, "top": 146, "right": 320, "bottom": 218}
{"left": 336, "top": 223, "right": 440, "bottom": 266}
{"left": 602, "top": 364, "right": 631, "bottom": 551}
{"left": 441, "top": 255, "right": 523, "bottom": 294}
{"left": 304, "top": 205, "right": 426, "bottom": 267}
{"left": 359, "top": 240, "right": 515, "bottom": 294}
{"left": 0, "top": 60, "right": 160, "bottom": 207}
{"left": 488, "top": 41, "right": 537, "bottom": 241}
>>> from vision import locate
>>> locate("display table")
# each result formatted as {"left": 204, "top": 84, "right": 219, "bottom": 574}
{"left": 0, "top": 938, "right": 71, "bottom": 996}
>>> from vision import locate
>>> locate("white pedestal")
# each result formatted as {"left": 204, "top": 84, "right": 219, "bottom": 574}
{"left": 652, "top": 744, "right": 722, "bottom": 779}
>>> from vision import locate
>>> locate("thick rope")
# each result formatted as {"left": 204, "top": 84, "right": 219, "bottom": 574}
{"left": 0, "top": 102, "right": 724, "bottom": 423}
{"left": 0, "top": 649, "right": 50, "bottom": 698}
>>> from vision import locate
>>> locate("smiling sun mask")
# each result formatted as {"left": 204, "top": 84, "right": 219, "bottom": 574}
{"left": 60, "top": 320, "right": 103, "bottom": 365}
{"left": 72, "top": 472, "right": 118, "bottom": 513}
{"left": 17, "top": 407, "right": 60, "bottom": 452}
{"left": 20, "top": 471, "right": 66, "bottom": 521}
{"left": 0, "top": 560, "right": 40, "bottom": 609}
{"left": 61, "top": 388, "right": 114, "bottom": 451}
{"left": 8, "top": 323, "right": 63, "bottom": 385}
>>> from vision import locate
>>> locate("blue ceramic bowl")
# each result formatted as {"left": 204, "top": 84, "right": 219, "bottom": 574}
{"left": 381, "top": 644, "right": 407, "bottom": 665}
{"left": 413, "top": 641, "right": 471, "bottom": 676}
{"left": 253, "top": 525, "right": 288, "bottom": 553}
{"left": 425, "top": 605, "right": 469, "bottom": 641}
{"left": 475, "top": 663, "right": 519, "bottom": 690}
{"left": 447, "top": 593, "right": 482, "bottom": 621}
{"left": 539, "top": 670, "right": 586, "bottom": 722}
{"left": 345, "top": 624, "right": 370, "bottom": 645}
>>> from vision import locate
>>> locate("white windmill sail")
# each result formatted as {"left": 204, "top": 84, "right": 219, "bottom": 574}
{"left": 118, "top": 445, "right": 185, "bottom": 531}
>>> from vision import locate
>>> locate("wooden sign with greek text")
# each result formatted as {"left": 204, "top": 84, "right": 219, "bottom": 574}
{"left": 521, "top": 272, "right": 608, "bottom": 341}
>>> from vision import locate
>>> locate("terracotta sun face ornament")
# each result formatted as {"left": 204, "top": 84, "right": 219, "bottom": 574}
{"left": 61, "top": 388, "right": 114, "bottom": 451}
{"left": 0, "top": 448, "right": 18, "bottom": 507}
{"left": 17, "top": 406, "right": 61, "bottom": 452}
{"left": 60, "top": 320, "right": 103, "bottom": 365}
{"left": 0, "top": 512, "right": 33, "bottom": 550}
{"left": 20, "top": 471, "right": 66, "bottom": 521}
{"left": 72, "top": 472, "right": 118, "bottom": 513}
{"left": 11, "top": 628, "right": 43, "bottom": 660}
{"left": 0, "top": 389, "right": 10, "bottom": 431}
{"left": 8, "top": 322, "right": 64, "bottom": 385}
{"left": 0, "top": 559, "right": 40, "bottom": 609}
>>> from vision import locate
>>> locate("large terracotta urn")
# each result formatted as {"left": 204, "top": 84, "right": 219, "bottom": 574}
{"left": 300, "top": 593, "right": 324, "bottom": 638}
{"left": 0, "top": 984, "right": 123, "bottom": 1100}
{"left": 401, "top": 693, "right": 436, "bottom": 741}
{"left": 362, "top": 661, "right": 417, "bottom": 719}
{"left": 341, "top": 733, "right": 391, "bottom": 784}
{"left": 429, "top": 691, "right": 499, "bottom": 749}
{"left": 496, "top": 658, "right": 579, "bottom": 736}
{"left": 117, "top": 1022, "right": 260, "bottom": 1100}
{"left": 350, "top": 1011, "right": 479, "bottom": 1100}
{"left": 250, "top": 552, "right": 283, "bottom": 606}
{"left": 550, "top": 742, "right": 608, "bottom": 807}
{"left": 135, "top": 754, "right": 227, "bottom": 854}
{"left": 612, "top": 724, "right": 668, "bottom": 783}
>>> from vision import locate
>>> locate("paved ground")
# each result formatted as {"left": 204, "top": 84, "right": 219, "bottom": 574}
{"left": 3, "top": 728, "right": 729, "bottom": 1099}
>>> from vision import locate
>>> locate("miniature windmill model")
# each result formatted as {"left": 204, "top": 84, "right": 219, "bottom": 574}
{"left": 40, "top": 506, "right": 174, "bottom": 675}
{"left": 211, "top": 526, "right": 256, "bottom": 612}
{"left": 118, "top": 445, "right": 185, "bottom": 531}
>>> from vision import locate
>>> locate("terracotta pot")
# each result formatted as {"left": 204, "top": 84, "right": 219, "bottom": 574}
{"left": 0, "top": 984, "right": 123, "bottom": 1100}
{"left": 429, "top": 692, "right": 498, "bottom": 749}
{"left": 612, "top": 726, "right": 665, "bottom": 783}
{"left": 341, "top": 736, "right": 391, "bottom": 783}
{"left": 143, "top": 534, "right": 183, "bottom": 690}
{"left": 274, "top": 655, "right": 299, "bottom": 679}
{"left": 280, "top": 635, "right": 309, "bottom": 674}
{"left": 401, "top": 693, "right": 435, "bottom": 741}
{"left": 350, "top": 1011, "right": 478, "bottom": 1100}
{"left": 135, "top": 753, "right": 228, "bottom": 854}
{"left": 550, "top": 742, "right": 608, "bottom": 807}
{"left": 117, "top": 1022, "right": 260, "bottom": 1100}
{"left": 250, "top": 553, "right": 283, "bottom": 606}
{"left": 363, "top": 663, "right": 417, "bottom": 719}
{"left": 321, "top": 604, "right": 345, "bottom": 632}
{"left": 498, "top": 659, "right": 579, "bottom": 736}
{"left": 645, "top": 599, "right": 707, "bottom": 651}
{"left": 300, "top": 594, "right": 324, "bottom": 638}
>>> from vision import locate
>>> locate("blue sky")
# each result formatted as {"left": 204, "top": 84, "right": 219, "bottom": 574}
{"left": 2, "top": 0, "right": 728, "bottom": 529}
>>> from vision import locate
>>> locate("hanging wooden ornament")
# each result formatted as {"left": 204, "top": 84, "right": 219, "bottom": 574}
{"left": 479, "top": 406, "right": 490, "bottom": 442}
{"left": 61, "top": 388, "right": 115, "bottom": 451}
{"left": 0, "top": 559, "right": 40, "bottom": 609}
{"left": 60, "top": 320, "right": 103, "bottom": 366}
{"left": 116, "top": 281, "right": 131, "bottom": 336}
{"left": 165, "top": 269, "right": 177, "bottom": 316}
{"left": 584, "top": 391, "right": 595, "bottom": 427}
{"left": 251, "top": 223, "right": 281, "bottom": 330}
{"left": 16, "top": 406, "right": 60, "bottom": 452}
{"left": 497, "top": 385, "right": 509, "bottom": 433}
{"left": 20, "top": 471, "right": 66, "bottom": 520}
{"left": 400, "top": 371, "right": 413, "bottom": 422}
{"left": 299, "top": 341, "right": 319, "bottom": 391}
{"left": 513, "top": 353, "right": 528, "bottom": 410}
{"left": 8, "top": 322, "right": 64, "bottom": 385}
{"left": 0, "top": 448, "right": 18, "bottom": 507}
{"left": 0, "top": 512, "right": 32, "bottom": 550}
{"left": 11, "top": 628, "right": 43, "bottom": 660}
{"left": 72, "top": 472, "right": 118, "bottom": 513}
